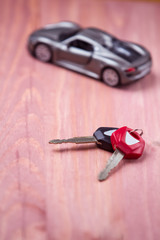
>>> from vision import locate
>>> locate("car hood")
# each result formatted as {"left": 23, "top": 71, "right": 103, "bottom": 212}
{"left": 30, "top": 21, "right": 81, "bottom": 42}
{"left": 30, "top": 28, "right": 61, "bottom": 41}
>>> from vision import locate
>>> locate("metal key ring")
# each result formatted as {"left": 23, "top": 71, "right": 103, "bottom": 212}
{"left": 130, "top": 129, "right": 143, "bottom": 136}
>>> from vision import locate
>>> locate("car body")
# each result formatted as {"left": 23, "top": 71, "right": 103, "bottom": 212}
{"left": 28, "top": 21, "right": 152, "bottom": 87}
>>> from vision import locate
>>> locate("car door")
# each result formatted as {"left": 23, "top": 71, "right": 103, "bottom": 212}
{"left": 58, "top": 39, "right": 94, "bottom": 65}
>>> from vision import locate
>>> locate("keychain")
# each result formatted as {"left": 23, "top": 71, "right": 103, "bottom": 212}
{"left": 49, "top": 126, "right": 145, "bottom": 181}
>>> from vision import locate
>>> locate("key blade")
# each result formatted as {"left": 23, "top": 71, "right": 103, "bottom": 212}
{"left": 49, "top": 136, "right": 97, "bottom": 144}
{"left": 98, "top": 149, "right": 125, "bottom": 181}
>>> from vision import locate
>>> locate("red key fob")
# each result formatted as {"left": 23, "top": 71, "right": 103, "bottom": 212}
{"left": 111, "top": 126, "right": 145, "bottom": 159}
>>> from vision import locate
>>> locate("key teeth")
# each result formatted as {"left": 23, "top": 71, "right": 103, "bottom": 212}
{"left": 98, "top": 171, "right": 109, "bottom": 181}
{"left": 98, "top": 164, "right": 118, "bottom": 181}
{"left": 49, "top": 139, "right": 61, "bottom": 144}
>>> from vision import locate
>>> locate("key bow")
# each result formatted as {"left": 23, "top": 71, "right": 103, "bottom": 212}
{"left": 111, "top": 126, "right": 145, "bottom": 159}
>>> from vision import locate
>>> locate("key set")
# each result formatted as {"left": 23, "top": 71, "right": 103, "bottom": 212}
{"left": 49, "top": 126, "right": 145, "bottom": 181}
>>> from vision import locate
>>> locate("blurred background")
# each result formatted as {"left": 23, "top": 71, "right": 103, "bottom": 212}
{"left": 0, "top": 0, "right": 160, "bottom": 240}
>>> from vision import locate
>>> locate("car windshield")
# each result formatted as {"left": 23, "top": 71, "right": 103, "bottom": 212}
{"left": 59, "top": 29, "right": 80, "bottom": 41}
{"left": 42, "top": 28, "right": 80, "bottom": 42}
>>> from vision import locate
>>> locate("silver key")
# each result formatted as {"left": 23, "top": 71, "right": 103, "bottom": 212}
{"left": 49, "top": 136, "right": 97, "bottom": 144}
{"left": 49, "top": 127, "right": 118, "bottom": 150}
{"left": 98, "top": 127, "right": 144, "bottom": 181}
{"left": 98, "top": 149, "right": 125, "bottom": 181}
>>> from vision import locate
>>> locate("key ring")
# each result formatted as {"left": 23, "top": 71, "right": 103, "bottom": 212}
{"left": 130, "top": 128, "right": 143, "bottom": 136}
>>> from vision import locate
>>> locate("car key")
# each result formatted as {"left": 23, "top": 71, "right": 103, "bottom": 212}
{"left": 98, "top": 126, "right": 145, "bottom": 181}
{"left": 49, "top": 127, "right": 118, "bottom": 152}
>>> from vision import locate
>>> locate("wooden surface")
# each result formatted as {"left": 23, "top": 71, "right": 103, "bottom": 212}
{"left": 0, "top": 0, "right": 160, "bottom": 239}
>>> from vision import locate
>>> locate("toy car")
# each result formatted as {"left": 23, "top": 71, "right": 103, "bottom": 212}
{"left": 28, "top": 21, "right": 152, "bottom": 87}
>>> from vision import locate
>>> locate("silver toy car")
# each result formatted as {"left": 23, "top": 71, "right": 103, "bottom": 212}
{"left": 28, "top": 21, "right": 152, "bottom": 87}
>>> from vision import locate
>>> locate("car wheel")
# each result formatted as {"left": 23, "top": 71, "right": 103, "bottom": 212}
{"left": 102, "top": 68, "right": 120, "bottom": 87}
{"left": 34, "top": 43, "right": 52, "bottom": 62}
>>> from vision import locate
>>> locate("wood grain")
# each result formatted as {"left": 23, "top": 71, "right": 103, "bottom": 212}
{"left": 0, "top": 0, "right": 160, "bottom": 239}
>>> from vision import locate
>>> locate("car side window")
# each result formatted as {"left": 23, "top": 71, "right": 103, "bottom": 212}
{"left": 69, "top": 40, "right": 93, "bottom": 52}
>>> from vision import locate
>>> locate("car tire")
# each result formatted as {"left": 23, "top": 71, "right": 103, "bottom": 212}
{"left": 102, "top": 68, "right": 120, "bottom": 87}
{"left": 34, "top": 43, "right": 52, "bottom": 62}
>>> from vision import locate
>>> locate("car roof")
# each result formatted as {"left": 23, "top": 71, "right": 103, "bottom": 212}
{"left": 79, "top": 27, "right": 116, "bottom": 46}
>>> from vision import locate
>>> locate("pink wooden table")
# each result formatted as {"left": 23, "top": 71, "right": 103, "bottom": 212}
{"left": 0, "top": 0, "right": 160, "bottom": 239}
